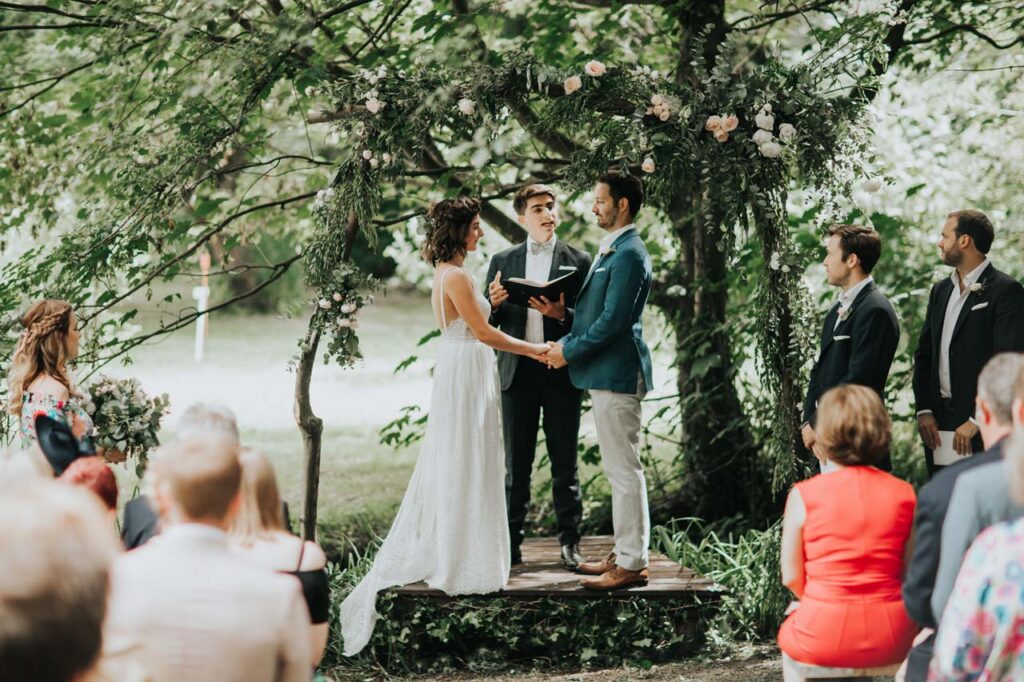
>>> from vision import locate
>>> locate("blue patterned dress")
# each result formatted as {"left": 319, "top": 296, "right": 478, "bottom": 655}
{"left": 930, "top": 517, "right": 1024, "bottom": 681}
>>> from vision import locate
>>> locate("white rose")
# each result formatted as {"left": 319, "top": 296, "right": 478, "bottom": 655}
{"left": 318, "top": 299, "right": 331, "bottom": 309}
{"left": 759, "top": 141, "right": 783, "bottom": 158}
{"left": 584, "top": 60, "right": 607, "bottom": 77}
{"left": 650, "top": 94, "right": 666, "bottom": 107}
{"left": 755, "top": 111, "right": 775, "bottom": 131}
{"left": 337, "top": 318, "right": 351, "bottom": 328}
{"left": 704, "top": 115, "right": 723, "bottom": 132}
{"left": 778, "top": 123, "right": 796, "bottom": 141}
{"left": 361, "top": 149, "right": 373, "bottom": 160}
{"left": 761, "top": 103, "right": 772, "bottom": 113}
{"left": 563, "top": 75, "right": 583, "bottom": 94}
{"left": 457, "top": 98, "right": 476, "bottom": 115}
{"left": 340, "top": 303, "right": 357, "bottom": 314}
{"left": 862, "top": 178, "right": 883, "bottom": 193}
{"left": 382, "top": 152, "right": 392, "bottom": 163}
{"left": 752, "top": 129, "right": 773, "bottom": 146}
{"left": 365, "top": 98, "right": 384, "bottom": 114}
{"left": 658, "top": 110, "right": 670, "bottom": 121}
{"left": 332, "top": 292, "right": 343, "bottom": 302}
{"left": 369, "top": 157, "right": 379, "bottom": 168}
{"left": 641, "top": 157, "right": 656, "bottom": 173}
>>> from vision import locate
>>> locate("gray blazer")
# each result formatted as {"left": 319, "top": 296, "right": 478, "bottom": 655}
{"left": 932, "top": 451, "right": 1024, "bottom": 622}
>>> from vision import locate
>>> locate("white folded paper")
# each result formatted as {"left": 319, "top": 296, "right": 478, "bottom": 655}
{"left": 933, "top": 430, "right": 970, "bottom": 466}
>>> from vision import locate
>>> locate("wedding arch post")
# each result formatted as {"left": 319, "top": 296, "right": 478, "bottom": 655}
{"left": 295, "top": 211, "right": 361, "bottom": 541}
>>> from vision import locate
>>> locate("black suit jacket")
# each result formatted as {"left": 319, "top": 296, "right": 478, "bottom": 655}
{"left": 901, "top": 440, "right": 1004, "bottom": 682}
{"left": 485, "top": 240, "right": 592, "bottom": 391}
{"left": 803, "top": 282, "right": 900, "bottom": 426}
{"left": 913, "top": 264, "right": 1024, "bottom": 423}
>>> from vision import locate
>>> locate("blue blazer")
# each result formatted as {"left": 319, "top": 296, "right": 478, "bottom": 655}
{"left": 560, "top": 228, "right": 654, "bottom": 394}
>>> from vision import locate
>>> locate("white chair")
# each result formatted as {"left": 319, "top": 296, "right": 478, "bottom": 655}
{"left": 782, "top": 653, "right": 901, "bottom": 681}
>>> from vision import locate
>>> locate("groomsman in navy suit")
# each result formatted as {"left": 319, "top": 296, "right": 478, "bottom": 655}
{"left": 801, "top": 224, "right": 900, "bottom": 471}
{"left": 485, "top": 184, "right": 592, "bottom": 570}
{"left": 913, "top": 210, "right": 1024, "bottom": 475}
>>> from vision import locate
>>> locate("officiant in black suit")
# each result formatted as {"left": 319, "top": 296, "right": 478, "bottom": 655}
{"left": 801, "top": 224, "right": 900, "bottom": 471}
{"left": 913, "top": 210, "right": 1024, "bottom": 475}
{"left": 484, "top": 184, "right": 592, "bottom": 569}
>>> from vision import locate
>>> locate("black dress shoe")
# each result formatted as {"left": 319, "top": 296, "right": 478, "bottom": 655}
{"left": 511, "top": 548, "right": 523, "bottom": 567}
{"left": 560, "top": 542, "right": 584, "bottom": 571}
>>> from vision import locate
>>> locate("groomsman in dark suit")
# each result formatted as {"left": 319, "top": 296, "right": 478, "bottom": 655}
{"left": 485, "top": 184, "right": 592, "bottom": 569}
{"left": 801, "top": 224, "right": 900, "bottom": 471}
{"left": 913, "top": 210, "right": 1024, "bottom": 475}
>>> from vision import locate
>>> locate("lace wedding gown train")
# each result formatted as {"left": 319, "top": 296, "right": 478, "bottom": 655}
{"left": 339, "top": 268, "right": 510, "bottom": 656}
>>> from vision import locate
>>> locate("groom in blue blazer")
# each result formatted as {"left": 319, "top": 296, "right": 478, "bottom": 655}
{"left": 545, "top": 170, "right": 654, "bottom": 590}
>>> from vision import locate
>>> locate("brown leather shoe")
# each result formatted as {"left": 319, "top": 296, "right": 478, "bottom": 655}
{"left": 576, "top": 552, "right": 616, "bottom": 575}
{"left": 580, "top": 565, "right": 649, "bottom": 591}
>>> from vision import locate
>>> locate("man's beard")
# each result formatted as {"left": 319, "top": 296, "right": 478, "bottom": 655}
{"left": 942, "top": 245, "right": 962, "bottom": 267}
{"left": 597, "top": 206, "right": 618, "bottom": 230}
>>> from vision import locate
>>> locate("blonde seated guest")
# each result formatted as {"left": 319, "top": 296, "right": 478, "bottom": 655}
{"left": 930, "top": 428, "right": 1024, "bottom": 681}
{"left": 230, "top": 449, "right": 329, "bottom": 666}
{"left": 0, "top": 481, "right": 119, "bottom": 682}
{"left": 103, "top": 438, "right": 311, "bottom": 682}
{"left": 778, "top": 385, "right": 918, "bottom": 678}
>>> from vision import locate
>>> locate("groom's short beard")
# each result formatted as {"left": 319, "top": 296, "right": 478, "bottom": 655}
{"left": 599, "top": 206, "right": 618, "bottom": 230}
{"left": 942, "top": 245, "right": 962, "bottom": 267}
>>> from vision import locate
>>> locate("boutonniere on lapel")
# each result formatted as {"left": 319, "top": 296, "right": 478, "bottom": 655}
{"left": 968, "top": 282, "right": 986, "bottom": 294}
{"left": 838, "top": 306, "right": 853, "bottom": 323}
{"left": 598, "top": 247, "right": 616, "bottom": 257}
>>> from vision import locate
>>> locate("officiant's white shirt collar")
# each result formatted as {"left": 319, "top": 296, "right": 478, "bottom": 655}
{"left": 950, "top": 258, "right": 990, "bottom": 290}
{"left": 599, "top": 223, "right": 636, "bottom": 253}
{"left": 838, "top": 276, "right": 874, "bottom": 310}
{"left": 526, "top": 234, "right": 557, "bottom": 248}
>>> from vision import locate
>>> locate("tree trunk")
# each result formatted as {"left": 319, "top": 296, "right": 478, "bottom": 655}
{"left": 654, "top": 0, "right": 772, "bottom": 522}
{"left": 295, "top": 211, "right": 361, "bottom": 540}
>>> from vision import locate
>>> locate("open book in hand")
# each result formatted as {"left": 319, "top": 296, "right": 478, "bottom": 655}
{"left": 502, "top": 270, "right": 580, "bottom": 306}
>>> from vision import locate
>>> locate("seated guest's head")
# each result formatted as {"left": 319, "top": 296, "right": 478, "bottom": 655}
{"left": 175, "top": 402, "right": 240, "bottom": 445}
{"left": 60, "top": 456, "right": 118, "bottom": 512}
{"left": 0, "top": 448, "right": 52, "bottom": 481}
{"left": 815, "top": 385, "right": 891, "bottom": 467}
{"left": 230, "top": 449, "right": 286, "bottom": 544}
{"left": 976, "top": 353, "right": 1023, "bottom": 446}
{"left": 0, "top": 482, "right": 118, "bottom": 682}
{"left": 152, "top": 438, "right": 242, "bottom": 529}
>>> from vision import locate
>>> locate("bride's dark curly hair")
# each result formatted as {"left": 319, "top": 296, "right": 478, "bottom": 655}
{"left": 421, "top": 197, "right": 481, "bottom": 265}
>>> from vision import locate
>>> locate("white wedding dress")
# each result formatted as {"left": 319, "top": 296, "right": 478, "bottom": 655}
{"left": 339, "top": 267, "right": 511, "bottom": 656}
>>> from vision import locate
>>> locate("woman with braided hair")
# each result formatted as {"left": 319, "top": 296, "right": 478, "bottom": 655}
{"left": 6, "top": 299, "right": 95, "bottom": 455}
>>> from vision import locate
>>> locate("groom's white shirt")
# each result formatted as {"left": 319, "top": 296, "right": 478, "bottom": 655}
{"left": 598, "top": 223, "right": 636, "bottom": 255}
{"left": 525, "top": 235, "right": 556, "bottom": 343}
{"left": 103, "top": 523, "right": 311, "bottom": 682}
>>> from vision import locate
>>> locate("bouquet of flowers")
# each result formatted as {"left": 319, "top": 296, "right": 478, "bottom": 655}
{"left": 85, "top": 375, "right": 170, "bottom": 476}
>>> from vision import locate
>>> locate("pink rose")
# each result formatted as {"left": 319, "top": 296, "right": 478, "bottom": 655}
{"left": 584, "top": 60, "right": 607, "bottom": 77}
{"left": 564, "top": 75, "right": 583, "bottom": 94}
{"left": 641, "top": 157, "right": 656, "bottom": 173}
{"left": 705, "top": 115, "right": 723, "bottom": 132}
{"left": 722, "top": 115, "right": 739, "bottom": 132}
{"left": 714, "top": 129, "right": 729, "bottom": 143}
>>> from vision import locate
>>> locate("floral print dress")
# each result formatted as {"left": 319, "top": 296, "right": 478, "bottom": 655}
{"left": 930, "top": 517, "right": 1024, "bottom": 681}
{"left": 20, "top": 390, "right": 95, "bottom": 452}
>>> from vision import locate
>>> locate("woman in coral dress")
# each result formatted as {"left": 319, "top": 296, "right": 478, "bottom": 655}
{"left": 778, "top": 385, "right": 918, "bottom": 675}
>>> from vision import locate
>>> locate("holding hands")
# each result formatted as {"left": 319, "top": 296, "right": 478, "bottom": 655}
{"left": 544, "top": 342, "right": 567, "bottom": 369}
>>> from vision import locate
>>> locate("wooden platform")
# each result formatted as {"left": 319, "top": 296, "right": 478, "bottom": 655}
{"left": 390, "top": 535, "right": 723, "bottom": 600}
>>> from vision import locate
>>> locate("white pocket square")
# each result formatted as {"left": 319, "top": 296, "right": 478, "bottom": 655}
{"left": 834, "top": 335, "right": 851, "bottom": 341}
{"left": 971, "top": 302, "right": 989, "bottom": 311}
{"left": 558, "top": 265, "right": 577, "bottom": 271}
{"left": 595, "top": 267, "right": 606, "bottom": 273}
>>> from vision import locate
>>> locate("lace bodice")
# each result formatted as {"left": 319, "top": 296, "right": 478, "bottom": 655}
{"left": 436, "top": 268, "right": 490, "bottom": 342}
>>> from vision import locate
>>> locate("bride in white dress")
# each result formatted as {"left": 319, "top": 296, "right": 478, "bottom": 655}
{"left": 340, "top": 197, "right": 550, "bottom": 656}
